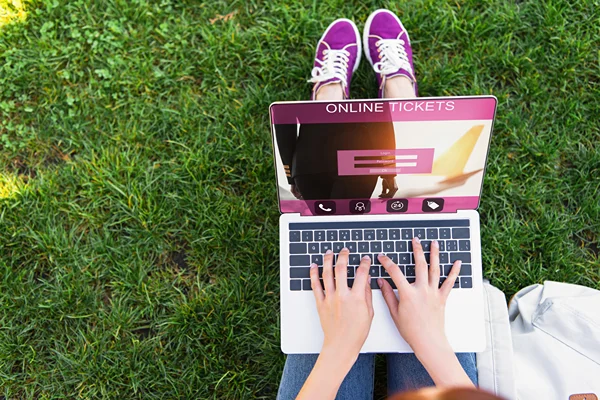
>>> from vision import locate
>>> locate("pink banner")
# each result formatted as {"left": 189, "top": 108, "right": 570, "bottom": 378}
{"left": 271, "top": 97, "right": 497, "bottom": 125}
{"left": 337, "top": 149, "right": 434, "bottom": 176}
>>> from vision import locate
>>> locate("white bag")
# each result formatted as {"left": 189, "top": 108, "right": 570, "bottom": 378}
{"left": 508, "top": 281, "right": 600, "bottom": 400}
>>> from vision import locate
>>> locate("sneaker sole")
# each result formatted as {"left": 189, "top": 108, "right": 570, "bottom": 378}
{"left": 362, "top": 9, "right": 411, "bottom": 67}
{"left": 314, "top": 18, "right": 362, "bottom": 74}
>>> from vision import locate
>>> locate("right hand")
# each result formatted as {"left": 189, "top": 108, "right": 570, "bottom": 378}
{"left": 376, "top": 238, "right": 462, "bottom": 353}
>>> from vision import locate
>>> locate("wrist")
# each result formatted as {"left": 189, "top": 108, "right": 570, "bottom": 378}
{"left": 319, "top": 342, "right": 358, "bottom": 372}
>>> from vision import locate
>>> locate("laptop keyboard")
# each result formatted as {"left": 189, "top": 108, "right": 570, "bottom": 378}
{"left": 287, "top": 220, "right": 474, "bottom": 291}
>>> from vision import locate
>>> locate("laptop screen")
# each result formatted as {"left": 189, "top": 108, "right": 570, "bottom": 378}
{"left": 270, "top": 96, "right": 497, "bottom": 216}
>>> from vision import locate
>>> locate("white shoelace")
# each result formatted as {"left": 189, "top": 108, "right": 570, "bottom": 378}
{"left": 308, "top": 48, "right": 350, "bottom": 85}
{"left": 373, "top": 38, "right": 413, "bottom": 76}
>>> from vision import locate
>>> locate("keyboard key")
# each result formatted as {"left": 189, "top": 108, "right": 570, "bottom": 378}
{"left": 290, "top": 267, "right": 310, "bottom": 278}
{"left": 376, "top": 229, "right": 388, "bottom": 240}
{"left": 320, "top": 242, "right": 332, "bottom": 253}
{"left": 327, "top": 231, "right": 338, "bottom": 241}
{"left": 369, "top": 266, "right": 379, "bottom": 277}
{"left": 311, "top": 255, "right": 323, "bottom": 265}
{"left": 438, "top": 241, "right": 445, "bottom": 251}
{"left": 407, "top": 277, "right": 416, "bottom": 284}
{"left": 439, "top": 277, "right": 446, "bottom": 288}
{"left": 414, "top": 229, "right": 425, "bottom": 239}
{"left": 383, "top": 241, "right": 394, "bottom": 252}
{"left": 443, "top": 265, "right": 453, "bottom": 276}
{"left": 290, "top": 255, "right": 310, "bottom": 266}
{"left": 439, "top": 252, "right": 449, "bottom": 264}
{"left": 318, "top": 267, "right": 323, "bottom": 277}
{"left": 347, "top": 267, "right": 355, "bottom": 278}
{"left": 302, "top": 231, "right": 313, "bottom": 242}
{"left": 314, "top": 231, "right": 326, "bottom": 241}
{"left": 370, "top": 279, "right": 380, "bottom": 289}
{"left": 401, "top": 229, "right": 413, "bottom": 240}
{"left": 426, "top": 228, "right": 438, "bottom": 239}
{"left": 290, "top": 243, "right": 307, "bottom": 254}
{"left": 308, "top": 243, "right": 319, "bottom": 253}
{"left": 340, "top": 230, "right": 351, "bottom": 241}
{"left": 386, "top": 253, "right": 398, "bottom": 264}
{"left": 450, "top": 252, "right": 471, "bottom": 263}
{"left": 459, "top": 240, "right": 471, "bottom": 251}
{"left": 290, "top": 231, "right": 301, "bottom": 242}
{"left": 460, "top": 264, "right": 472, "bottom": 276}
{"left": 372, "top": 254, "right": 382, "bottom": 265}
{"left": 398, "top": 253, "right": 411, "bottom": 264}
{"left": 381, "top": 266, "right": 390, "bottom": 277}
{"left": 421, "top": 240, "right": 431, "bottom": 251}
{"left": 384, "top": 278, "right": 397, "bottom": 289}
{"left": 361, "top": 254, "right": 373, "bottom": 262}
{"left": 452, "top": 228, "right": 470, "bottom": 239}
{"left": 349, "top": 254, "right": 361, "bottom": 265}
{"left": 333, "top": 242, "right": 344, "bottom": 253}
{"left": 408, "top": 241, "right": 413, "bottom": 251}
{"left": 460, "top": 277, "right": 473, "bottom": 288}
{"left": 370, "top": 242, "right": 382, "bottom": 253}
{"left": 389, "top": 229, "right": 400, "bottom": 240}
{"left": 405, "top": 265, "right": 416, "bottom": 276}
{"left": 453, "top": 279, "right": 459, "bottom": 288}
{"left": 290, "top": 280, "right": 302, "bottom": 291}
{"left": 345, "top": 242, "right": 357, "bottom": 253}
{"left": 364, "top": 230, "right": 375, "bottom": 240}
{"left": 439, "top": 228, "right": 451, "bottom": 239}
{"left": 302, "top": 279, "right": 312, "bottom": 290}
{"left": 395, "top": 241, "right": 407, "bottom": 252}
{"left": 358, "top": 242, "right": 369, "bottom": 252}
{"left": 446, "top": 240, "right": 458, "bottom": 251}
{"left": 347, "top": 278, "right": 354, "bottom": 288}
{"left": 352, "top": 230, "right": 363, "bottom": 240}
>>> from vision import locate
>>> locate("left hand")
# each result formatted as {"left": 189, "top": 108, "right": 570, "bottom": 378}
{"left": 310, "top": 249, "right": 374, "bottom": 361}
{"left": 379, "top": 176, "right": 398, "bottom": 198}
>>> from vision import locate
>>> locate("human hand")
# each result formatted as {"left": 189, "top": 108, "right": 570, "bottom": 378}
{"left": 290, "top": 184, "right": 303, "bottom": 200}
{"left": 310, "top": 249, "right": 374, "bottom": 362}
{"left": 379, "top": 176, "right": 398, "bottom": 198}
{"left": 377, "top": 238, "right": 461, "bottom": 354}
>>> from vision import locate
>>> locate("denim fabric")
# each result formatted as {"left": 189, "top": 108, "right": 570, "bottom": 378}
{"left": 277, "top": 352, "right": 478, "bottom": 399}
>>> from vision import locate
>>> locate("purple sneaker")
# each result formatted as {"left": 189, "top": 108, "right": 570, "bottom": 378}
{"left": 309, "top": 18, "right": 361, "bottom": 100}
{"left": 363, "top": 9, "right": 417, "bottom": 98}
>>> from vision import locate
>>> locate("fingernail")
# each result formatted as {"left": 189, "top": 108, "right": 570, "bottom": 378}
{"left": 432, "top": 240, "right": 438, "bottom": 247}
{"left": 378, "top": 252, "right": 385, "bottom": 258}
{"left": 326, "top": 249, "right": 332, "bottom": 254}
{"left": 341, "top": 247, "right": 348, "bottom": 252}
{"left": 377, "top": 278, "right": 383, "bottom": 288}
{"left": 310, "top": 263, "right": 317, "bottom": 268}
{"left": 414, "top": 236, "right": 421, "bottom": 244}
{"left": 368, "top": 275, "right": 371, "bottom": 281}
{"left": 362, "top": 255, "right": 371, "bottom": 260}
{"left": 457, "top": 260, "right": 462, "bottom": 266}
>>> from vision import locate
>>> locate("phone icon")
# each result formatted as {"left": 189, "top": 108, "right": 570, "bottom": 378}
{"left": 319, "top": 204, "right": 332, "bottom": 212}
{"left": 314, "top": 201, "right": 336, "bottom": 215}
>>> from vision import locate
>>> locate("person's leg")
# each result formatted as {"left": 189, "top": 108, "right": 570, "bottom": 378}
{"left": 331, "top": 175, "right": 379, "bottom": 199}
{"left": 277, "top": 353, "right": 376, "bottom": 400}
{"left": 386, "top": 352, "right": 477, "bottom": 395}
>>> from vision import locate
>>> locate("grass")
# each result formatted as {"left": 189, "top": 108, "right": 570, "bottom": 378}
{"left": 0, "top": 0, "right": 598, "bottom": 398}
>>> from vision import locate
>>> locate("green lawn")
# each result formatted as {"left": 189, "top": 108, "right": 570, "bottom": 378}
{"left": 0, "top": 0, "right": 598, "bottom": 398}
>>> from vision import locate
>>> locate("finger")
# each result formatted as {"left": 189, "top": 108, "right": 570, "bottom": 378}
{"left": 335, "top": 248, "right": 349, "bottom": 291}
{"left": 429, "top": 240, "right": 441, "bottom": 288}
{"left": 378, "top": 253, "right": 410, "bottom": 291}
{"left": 353, "top": 255, "right": 371, "bottom": 289}
{"left": 365, "top": 276, "right": 374, "bottom": 315}
{"left": 322, "top": 249, "right": 336, "bottom": 293}
{"left": 412, "top": 237, "right": 428, "bottom": 286}
{"left": 440, "top": 260, "right": 462, "bottom": 298}
{"left": 310, "top": 263, "right": 324, "bottom": 303}
{"left": 377, "top": 277, "right": 399, "bottom": 315}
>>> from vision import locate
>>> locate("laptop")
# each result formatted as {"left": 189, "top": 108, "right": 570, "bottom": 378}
{"left": 270, "top": 95, "right": 497, "bottom": 354}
